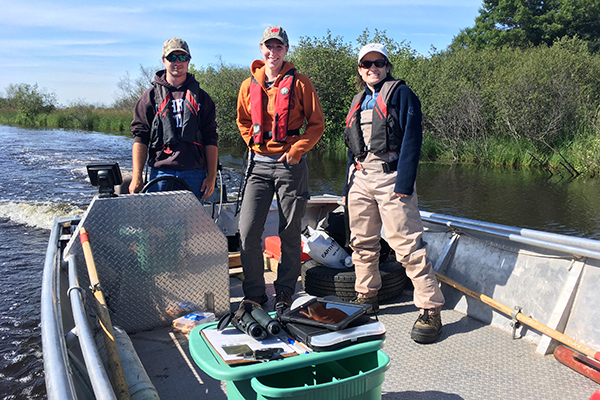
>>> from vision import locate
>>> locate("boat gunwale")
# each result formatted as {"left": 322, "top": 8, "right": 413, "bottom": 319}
{"left": 422, "top": 211, "right": 600, "bottom": 261}
{"left": 41, "top": 217, "right": 77, "bottom": 400}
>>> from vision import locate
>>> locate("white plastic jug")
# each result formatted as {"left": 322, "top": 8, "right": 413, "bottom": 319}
{"left": 301, "top": 226, "right": 352, "bottom": 269}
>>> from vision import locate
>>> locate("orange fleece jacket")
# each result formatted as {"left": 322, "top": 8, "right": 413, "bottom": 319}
{"left": 236, "top": 60, "right": 325, "bottom": 161}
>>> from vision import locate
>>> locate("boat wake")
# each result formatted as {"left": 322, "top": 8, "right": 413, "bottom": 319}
{"left": 0, "top": 200, "right": 87, "bottom": 231}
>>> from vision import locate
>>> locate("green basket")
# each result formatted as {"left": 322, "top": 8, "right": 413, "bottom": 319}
{"left": 250, "top": 350, "right": 390, "bottom": 400}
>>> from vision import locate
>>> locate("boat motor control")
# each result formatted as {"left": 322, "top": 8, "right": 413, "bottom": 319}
{"left": 87, "top": 163, "right": 123, "bottom": 198}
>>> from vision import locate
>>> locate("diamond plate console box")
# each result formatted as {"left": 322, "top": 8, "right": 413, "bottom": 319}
{"left": 65, "top": 191, "right": 230, "bottom": 333}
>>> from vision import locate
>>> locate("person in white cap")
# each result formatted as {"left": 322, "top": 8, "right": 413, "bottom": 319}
{"left": 236, "top": 26, "right": 324, "bottom": 312}
{"left": 129, "top": 38, "right": 218, "bottom": 201}
{"left": 343, "top": 43, "right": 445, "bottom": 344}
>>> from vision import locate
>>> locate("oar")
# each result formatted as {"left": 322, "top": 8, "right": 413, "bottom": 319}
{"left": 435, "top": 272, "right": 600, "bottom": 362}
{"left": 80, "top": 227, "right": 130, "bottom": 400}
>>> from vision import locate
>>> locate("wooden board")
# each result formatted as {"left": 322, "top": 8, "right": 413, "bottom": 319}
{"left": 229, "top": 252, "right": 241, "bottom": 267}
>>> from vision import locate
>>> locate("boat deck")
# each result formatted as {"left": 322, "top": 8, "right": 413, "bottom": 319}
{"left": 130, "top": 269, "right": 599, "bottom": 400}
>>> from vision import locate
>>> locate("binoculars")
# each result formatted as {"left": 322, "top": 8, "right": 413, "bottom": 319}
{"left": 229, "top": 302, "right": 282, "bottom": 340}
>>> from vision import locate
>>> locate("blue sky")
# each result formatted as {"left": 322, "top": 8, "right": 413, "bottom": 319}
{"left": 1, "top": 1, "right": 482, "bottom": 106}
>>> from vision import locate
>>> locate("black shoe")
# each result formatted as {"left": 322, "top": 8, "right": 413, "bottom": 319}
{"left": 411, "top": 310, "right": 442, "bottom": 344}
{"left": 351, "top": 295, "right": 379, "bottom": 314}
{"left": 243, "top": 293, "right": 268, "bottom": 307}
{"left": 275, "top": 290, "right": 292, "bottom": 312}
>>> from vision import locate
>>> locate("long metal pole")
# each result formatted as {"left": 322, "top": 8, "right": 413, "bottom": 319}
{"left": 421, "top": 211, "right": 600, "bottom": 251}
{"left": 422, "top": 213, "right": 600, "bottom": 261}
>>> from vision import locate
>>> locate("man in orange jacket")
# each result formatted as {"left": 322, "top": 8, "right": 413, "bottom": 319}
{"left": 236, "top": 26, "right": 324, "bottom": 311}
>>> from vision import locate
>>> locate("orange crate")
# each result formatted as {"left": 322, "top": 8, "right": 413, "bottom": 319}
{"left": 264, "top": 236, "right": 310, "bottom": 262}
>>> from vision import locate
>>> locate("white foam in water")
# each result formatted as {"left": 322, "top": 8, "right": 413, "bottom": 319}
{"left": 0, "top": 200, "right": 86, "bottom": 230}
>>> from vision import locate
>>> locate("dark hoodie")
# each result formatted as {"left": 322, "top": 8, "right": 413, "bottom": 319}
{"left": 131, "top": 70, "right": 218, "bottom": 170}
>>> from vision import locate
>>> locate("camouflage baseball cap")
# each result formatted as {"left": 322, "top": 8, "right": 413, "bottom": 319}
{"left": 162, "top": 38, "right": 191, "bottom": 57}
{"left": 261, "top": 26, "right": 289, "bottom": 47}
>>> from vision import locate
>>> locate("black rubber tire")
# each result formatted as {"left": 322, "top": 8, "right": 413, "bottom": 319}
{"left": 301, "top": 259, "right": 407, "bottom": 303}
{"left": 303, "top": 282, "right": 403, "bottom": 303}
{"left": 304, "top": 271, "right": 406, "bottom": 290}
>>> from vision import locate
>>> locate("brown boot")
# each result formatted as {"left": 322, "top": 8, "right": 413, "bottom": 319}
{"left": 411, "top": 310, "right": 442, "bottom": 344}
{"left": 351, "top": 295, "right": 379, "bottom": 314}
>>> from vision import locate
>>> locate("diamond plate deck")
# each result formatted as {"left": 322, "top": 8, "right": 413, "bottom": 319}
{"left": 376, "top": 291, "right": 599, "bottom": 400}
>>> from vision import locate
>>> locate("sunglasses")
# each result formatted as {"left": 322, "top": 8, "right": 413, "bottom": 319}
{"left": 360, "top": 59, "right": 387, "bottom": 69}
{"left": 165, "top": 54, "right": 191, "bottom": 62}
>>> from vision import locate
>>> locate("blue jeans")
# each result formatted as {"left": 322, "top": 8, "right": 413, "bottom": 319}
{"left": 148, "top": 167, "right": 207, "bottom": 202}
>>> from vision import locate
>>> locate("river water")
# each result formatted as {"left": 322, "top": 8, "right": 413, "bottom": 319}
{"left": 1, "top": 124, "right": 600, "bottom": 398}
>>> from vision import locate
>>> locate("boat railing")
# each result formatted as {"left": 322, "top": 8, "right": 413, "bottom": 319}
{"left": 41, "top": 217, "right": 77, "bottom": 400}
{"left": 421, "top": 211, "right": 600, "bottom": 261}
{"left": 42, "top": 217, "right": 117, "bottom": 400}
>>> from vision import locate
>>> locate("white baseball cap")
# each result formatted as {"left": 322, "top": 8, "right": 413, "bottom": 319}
{"left": 358, "top": 43, "right": 389, "bottom": 64}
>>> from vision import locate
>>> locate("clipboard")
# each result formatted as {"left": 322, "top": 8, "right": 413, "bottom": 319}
{"left": 201, "top": 327, "right": 298, "bottom": 365}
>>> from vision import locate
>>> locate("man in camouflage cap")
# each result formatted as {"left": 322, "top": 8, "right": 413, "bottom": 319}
{"left": 162, "top": 37, "right": 191, "bottom": 57}
{"left": 130, "top": 38, "right": 218, "bottom": 202}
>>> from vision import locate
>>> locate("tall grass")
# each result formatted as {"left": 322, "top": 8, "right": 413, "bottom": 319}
{"left": 0, "top": 108, "right": 132, "bottom": 135}
{"left": 560, "top": 123, "right": 600, "bottom": 177}
{"left": 88, "top": 109, "right": 133, "bottom": 133}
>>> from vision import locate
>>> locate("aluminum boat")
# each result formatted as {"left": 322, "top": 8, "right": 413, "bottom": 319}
{"left": 41, "top": 164, "right": 600, "bottom": 399}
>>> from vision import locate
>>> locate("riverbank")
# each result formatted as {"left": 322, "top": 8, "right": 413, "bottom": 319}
{"left": 0, "top": 109, "right": 132, "bottom": 135}
{"left": 2, "top": 110, "right": 600, "bottom": 177}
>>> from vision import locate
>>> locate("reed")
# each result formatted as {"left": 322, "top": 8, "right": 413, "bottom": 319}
{"left": 0, "top": 108, "right": 132, "bottom": 134}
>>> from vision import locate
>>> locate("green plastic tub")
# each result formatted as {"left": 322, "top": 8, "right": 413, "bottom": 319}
{"left": 249, "top": 350, "right": 390, "bottom": 400}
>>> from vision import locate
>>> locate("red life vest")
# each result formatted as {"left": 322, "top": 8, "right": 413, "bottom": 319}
{"left": 250, "top": 69, "right": 296, "bottom": 144}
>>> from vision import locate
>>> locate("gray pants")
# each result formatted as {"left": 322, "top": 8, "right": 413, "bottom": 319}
{"left": 239, "top": 158, "right": 309, "bottom": 298}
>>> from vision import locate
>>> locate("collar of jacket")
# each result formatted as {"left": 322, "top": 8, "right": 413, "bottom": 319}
{"left": 251, "top": 60, "right": 296, "bottom": 89}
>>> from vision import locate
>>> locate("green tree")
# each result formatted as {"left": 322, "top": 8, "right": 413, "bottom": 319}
{"left": 0, "top": 94, "right": 9, "bottom": 109}
{"left": 451, "top": 0, "right": 600, "bottom": 52}
{"left": 493, "top": 37, "right": 600, "bottom": 175}
{"left": 555, "top": 0, "right": 600, "bottom": 51}
{"left": 191, "top": 58, "right": 249, "bottom": 144}
{"left": 65, "top": 99, "right": 95, "bottom": 129}
{"left": 410, "top": 49, "right": 493, "bottom": 162}
{"left": 113, "top": 65, "right": 159, "bottom": 111}
{"left": 5, "top": 83, "right": 57, "bottom": 120}
{"left": 287, "top": 31, "right": 356, "bottom": 148}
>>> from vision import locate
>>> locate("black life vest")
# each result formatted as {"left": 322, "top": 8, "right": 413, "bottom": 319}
{"left": 344, "top": 79, "right": 405, "bottom": 159}
{"left": 149, "top": 81, "right": 204, "bottom": 151}
{"left": 250, "top": 69, "right": 295, "bottom": 145}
